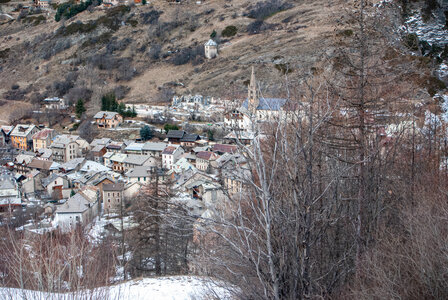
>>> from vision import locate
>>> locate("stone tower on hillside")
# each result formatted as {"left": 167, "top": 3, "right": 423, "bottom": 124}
{"left": 204, "top": 39, "right": 218, "bottom": 59}
{"left": 248, "top": 67, "right": 259, "bottom": 115}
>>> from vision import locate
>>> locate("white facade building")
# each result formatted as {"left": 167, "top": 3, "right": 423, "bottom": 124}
{"left": 162, "top": 145, "right": 184, "bottom": 170}
{"left": 204, "top": 39, "right": 218, "bottom": 59}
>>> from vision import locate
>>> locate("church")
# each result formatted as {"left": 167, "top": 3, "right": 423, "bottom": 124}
{"left": 224, "top": 67, "right": 292, "bottom": 131}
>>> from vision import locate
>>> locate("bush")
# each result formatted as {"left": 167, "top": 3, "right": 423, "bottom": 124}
{"left": 274, "top": 63, "right": 293, "bottom": 74}
{"left": 170, "top": 45, "right": 204, "bottom": 66}
{"left": 141, "top": 10, "right": 161, "bottom": 25}
{"left": 403, "top": 33, "right": 419, "bottom": 51}
{"left": 52, "top": 80, "right": 74, "bottom": 97}
{"left": 22, "top": 15, "right": 46, "bottom": 26}
{"left": 425, "top": 76, "right": 446, "bottom": 96}
{"left": 65, "top": 87, "right": 92, "bottom": 106}
{"left": 106, "top": 37, "right": 132, "bottom": 54}
{"left": 0, "top": 48, "right": 10, "bottom": 60}
{"left": 247, "top": 0, "right": 292, "bottom": 20}
{"left": 58, "top": 21, "right": 98, "bottom": 36}
{"left": 164, "top": 123, "right": 179, "bottom": 134}
{"left": 148, "top": 44, "right": 162, "bottom": 60}
{"left": 222, "top": 25, "right": 237, "bottom": 37}
{"left": 422, "top": 0, "right": 439, "bottom": 22}
{"left": 247, "top": 20, "right": 265, "bottom": 35}
{"left": 81, "top": 32, "right": 112, "bottom": 48}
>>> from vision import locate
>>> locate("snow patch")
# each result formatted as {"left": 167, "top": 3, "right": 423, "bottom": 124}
{"left": 0, "top": 276, "right": 232, "bottom": 300}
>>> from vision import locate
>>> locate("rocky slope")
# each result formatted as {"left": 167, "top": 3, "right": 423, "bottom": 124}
{"left": 0, "top": 0, "right": 446, "bottom": 121}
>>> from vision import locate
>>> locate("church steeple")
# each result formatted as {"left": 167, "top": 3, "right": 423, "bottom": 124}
{"left": 248, "top": 66, "right": 258, "bottom": 115}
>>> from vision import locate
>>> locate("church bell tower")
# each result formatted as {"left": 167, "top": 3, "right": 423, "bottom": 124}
{"left": 248, "top": 67, "right": 259, "bottom": 115}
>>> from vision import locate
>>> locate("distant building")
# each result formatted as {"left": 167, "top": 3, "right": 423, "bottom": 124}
{"left": 103, "top": 183, "right": 124, "bottom": 214}
{"left": 50, "top": 135, "right": 87, "bottom": 163}
{"left": 125, "top": 166, "right": 154, "bottom": 184}
{"left": 204, "top": 39, "right": 218, "bottom": 59}
{"left": 0, "top": 125, "right": 14, "bottom": 146}
{"left": 10, "top": 125, "right": 39, "bottom": 150}
{"left": 172, "top": 94, "right": 212, "bottom": 107}
{"left": 166, "top": 130, "right": 187, "bottom": 144}
{"left": 196, "top": 151, "right": 218, "bottom": 172}
{"left": 162, "top": 145, "right": 184, "bottom": 170}
{"left": 93, "top": 111, "right": 123, "bottom": 129}
{"left": 224, "top": 67, "right": 293, "bottom": 131}
{"left": 32, "top": 129, "right": 56, "bottom": 152}
{"left": 54, "top": 187, "right": 99, "bottom": 231}
{"left": 42, "top": 97, "right": 66, "bottom": 110}
{"left": 35, "top": 0, "right": 50, "bottom": 8}
{"left": 0, "top": 172, "right": 21, "bottom": 211}
{"left": 142, "top": 142, "right": 167, "bottom": 157}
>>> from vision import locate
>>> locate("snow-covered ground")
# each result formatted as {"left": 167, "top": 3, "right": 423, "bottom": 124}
{"left": 405, "top": 10, "right": 448, "bottom": 47}
{"left": 0, "top": 276, "right": 232, "bottom": 300}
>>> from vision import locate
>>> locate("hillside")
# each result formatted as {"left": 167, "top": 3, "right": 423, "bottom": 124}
{"left": 0, "top": 0, "right": 342, "bottom": 117}
{"left": 0, "top": 0, "right": 446, "bottom": 122}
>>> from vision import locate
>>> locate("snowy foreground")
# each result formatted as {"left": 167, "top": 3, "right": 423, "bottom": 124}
{"left": 0, "top": 276, "right": 232, "bottom": 300}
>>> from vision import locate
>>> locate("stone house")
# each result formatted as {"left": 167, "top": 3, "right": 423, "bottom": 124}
{"left": 10, "top": 124, "right": 39, "bottom": 150}
{"left": 91, "top": 145, "right": 107, "bottom": 163}
{"left": 196, "top": 151, "right": 219, "bottom": 172}
{"left": 166, "top": 130, "right": 187, "bottom": 144}
{"left": 103, "top": 183, "right": 124, "bottom": 214}
{"left": 142, "top": 142, "right": 167, "bottom": 157}
{"left": 122, "top": 154, "right": 156, "bottom": 173}
{"left": 109, "top": 153, "right": 127, "bottom": 173}
{"left": 125, "top": 166, "right": 154, "bottom": 184}
{"left": 42, "top": 97, "right": 66, "bottom": 110}
{"left": 26, "top": 158, "right": 53, "bottom": 177}
{"left": 41, "top": 173, "right": 69, "bottom": 200}
{"left": 32, "top": 129, "right": 56, "bottom": 152}
{"left": 0, "top": 173, "right": 21, "bottom": 211}
{"left": 180, "top": 133, "right": 201, "bottom": 149}
{"left": 50, "top": 135, "right": 88, "bottom": 163}
{"left": 162, "top": 145, "right": 184, "bottom": 170}
{"left": 54, "top": 187, "right": 99, "bottom": 232}
{"left": 93, "top": 111, "right": 123, "bottom": 129}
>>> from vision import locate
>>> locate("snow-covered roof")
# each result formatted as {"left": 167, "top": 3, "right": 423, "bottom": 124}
{"left": 51, "top": 134, "right": 80, "bottom": 147}
{"left": 60, "top": 158, "right": 85, "bottom": 172}
{"left": 125, "top": 142, "right": 144, "bottom": 152}
{"left": 80, "top": 160, "right": 110, "bottom": 173}
{"left": 93, "top": 111, "right": 120, "bottom": 120}
{"left": 123, "top": 155, "right": 152, "bottom": 166}
{"left": 56, "top": 194, "right": 90, "bottom": 214}
{"left": 125, "top": 166, "right": 153, "bottom": 178}
{"left": 10, "top": 124, "right": 36, "bottom": 137}
{"left": 32, "top": 129, "right": 54, "bottom": 140}
{"left": 0, "top": 174, "right": 17, "bottom": 191}
{"left": 205, "top": 39, "right": 218, "bottom": 46}
{"left": 110, "top": 153, "right": 127, "bottom": 163}
{"left": 241, "top": 97, "right": 288, "bottom": 111}
{"left": 142, "top": 142, "right": 168, "bottom": 152}
{"left": 90, "top": 138, "right": 112, "bottom": 147}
